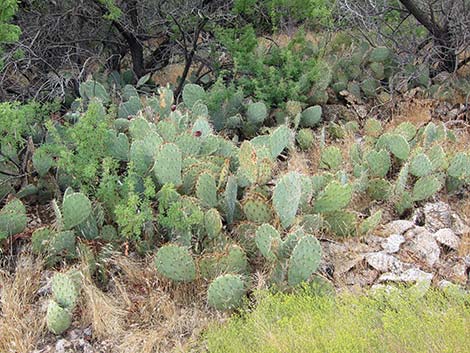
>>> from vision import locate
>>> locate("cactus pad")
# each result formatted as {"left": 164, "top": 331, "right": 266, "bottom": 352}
{"left": 46, "top": 301, "right": 72, "bottom": 335}
{"left": 62, "top": 192, "right": 92, "bottom": 230}
{"left": 255, "top": 224, "right": 281, "bottom": 261}
{"left": 207, "top": 274, "right": 246, "bottom": 310}
{"left": 52, "top": 273, "right": 79, "bottom": 309}
{"left": 273, "top": 172, "right": 302, "bottom": 229}
{"left": 154, "top": 244, "right": 196, "bottom": 282}
{"left": 287, "top": 235, "right": 322, "bottom": 287}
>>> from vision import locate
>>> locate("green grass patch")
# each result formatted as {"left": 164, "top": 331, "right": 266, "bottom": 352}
{"left": 202, "top": 287, "right": 470, "bottom": 353}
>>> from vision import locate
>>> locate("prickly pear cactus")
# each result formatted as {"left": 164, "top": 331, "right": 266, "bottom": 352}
{"left": 154, "top": 143, "right": 182, "bottom": 185}
{"left": 196, "top": 173, "right": 218, "bottom": 208}
{"left": 0, "top": 198, "right": 27, "bottom": 240}
{"left": 313, "top": 181, "right": 352, "bottom": 213}
{"left": 320, "top": 146, "right": 343, "bottom": 170}
{"left": 242, "top": 193, "right": 272, "bottom": 224}
{"left": 224, "top": 176, "right": 238, "bottom": 225}
{"left": 296, "top": 129, "right": 314, "bottom": 150}
{"left": 269, "top": 125, "right": 292, "bottom": 159}
{"left": 255, "top": 224, "right": 281, "bottom": 261}
{"left": 62, "top": 192, "right": 92, "bottom": 230}
{"left": 46, "top": 301, "right": 72, "bottom": 335}
{"left": 358, "top": 210, "right": 383, "bottom": 236}
{"left": 410, "top": 153, "right": 432, "bottom": 177}
{"left": 79, "top": 80, "right": 110, "bottom": 104}
{"left": 366, "top": 149, "right": 391, "bottom": 178}
{"left": 273, "top": 172, "right": 302, "bottom": 229}
{"left": 154, "top": 244, "right": 196, "bottom": 282}
{"left": 183, "top": 84, "right": 206, "bottom": 109}
{"left": 32, "top": 148, "right": 53, "bottom": 177}
{"left": 368, "top": 46, "right": 391, "bottom": 63}
{"left": 287, "top": 235, "right": 322, "bottom": 287}
{"left": 52, "top": 273, "right": 79, "bottom": 309}
{"left": 412, "top": 175, "right": 442, "bottom": 201}
{"left": 386, "top": 134, "right": 410, "bottom": 160}
{"left": 204, "top": 208, "right": 223, "bottom": 240}
{"left": 246, "top": 102, "right": 267, "bottom": 125}
{"left": 300, "top": 106, "right": 322, "bottom": 128}
{"left": 448, "top": 152, "right": 470, "bottom": 179}
{"left": 207, "top": 274, "right": 246, "bottom": 311}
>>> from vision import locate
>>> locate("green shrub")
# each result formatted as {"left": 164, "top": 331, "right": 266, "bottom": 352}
{"left": 203, "top": 287, "right": 470, "bottom": 353}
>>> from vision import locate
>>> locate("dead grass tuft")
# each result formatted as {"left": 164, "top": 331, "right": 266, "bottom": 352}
{"left": 76, "top": 255, "right": 222, "bottom": 352}
{"left": 0, "top": 254, "right": 45, "bottom": 352}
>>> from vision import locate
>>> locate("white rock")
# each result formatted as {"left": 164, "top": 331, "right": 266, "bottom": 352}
{"left": 411, "top": 231, "right": 441, "bottom": 267}
{"left": 423, "top": 202, "right": 452, "bottom": 232}
{"left": 382, "top": 234, "right": 405, "bottom": 253}
{"left": 365, "top": 252, "right": 403, "bottom": 272}
{"left": 434, "top": 228, "right": 460, "bottom": 250}
{"left": 382, "top": 220, "right": 415, "bottom": 235}
{"left": 378, "top": 268, "right": 433, "bottom": 284}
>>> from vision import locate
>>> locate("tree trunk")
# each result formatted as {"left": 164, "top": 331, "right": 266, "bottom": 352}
{"left": 399, "top": 0, "right": 457, "bottom": 73}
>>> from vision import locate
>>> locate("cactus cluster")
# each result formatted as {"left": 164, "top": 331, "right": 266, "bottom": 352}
{"left": 46, "top": 271, "right": 80, "bottom": 335}
{"left": 5, "top": 79, "right": 469, "bottom": 315}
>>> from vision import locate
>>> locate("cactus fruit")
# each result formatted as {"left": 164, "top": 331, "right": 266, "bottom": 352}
{"left": 62, "top": 192, "right": 92, "bottom": 230}
{"left": 313, "top": 181, "right": 352, "bottom": 213}
{"left": 412, "top": 175, "right": 442, "bottom": 201}
{"left": 287, "top": 235, "right": 322, "bottom": 287}
{"left": 52, "top": 273, "right": 79, "bottom": 309}
{"left": 366, "top": 149, "right": 391, "bottom": 178}
{"left": 204, "top": 208, "right": 223, "bottom": 240}
{"left": 183, "top": 84, "right": 206, "bottom": 109}
{"left": 207, "top": 274, "right": 246, "bottom": 310}
{"left": 196, "top": 173, "right": 218, "bottom": 209}
{"left": 154, "top": 143, "right": 182, "bottom": 185}
{"left": 320, "top": 146, "right": 343, "bottom": 170}
{"left": 410, "top": 153, "right": 432, "bottom": 177}
{"left": 255, "top": 224, "right": 281, "bottom": 261}
{"left": 242, "top": 193, "right": 272, "bottom": 224}
{"left": 273, "top": 172, "right": 302, "bottom": 229}
{"left": 46, "top": 301, "right": 72, "bottom": 335}
{"left": 300, "top": 106, "right": 322, "bottom": 128}
{"left": 154, "top": 244, "right": 196, "bottom": 282}
{"left": 0, "top": 198, "right": 27, "bottom": 240}
{"left": 296, "top": 129, "right": 314, "bottom": 150}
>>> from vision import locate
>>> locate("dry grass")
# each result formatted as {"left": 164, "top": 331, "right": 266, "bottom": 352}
{"left": 77, "top": 255, "right": 222, "bottom": 353}
{"left": 0, "top": 252, "right": 221, "bottom": 353}
{"left": 0, "top": 254, "right": 45, "bottom": 353}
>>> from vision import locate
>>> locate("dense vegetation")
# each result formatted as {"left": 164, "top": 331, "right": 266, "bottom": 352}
{"left": 0, "top": 0, "right": 469, "bottom": 351}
